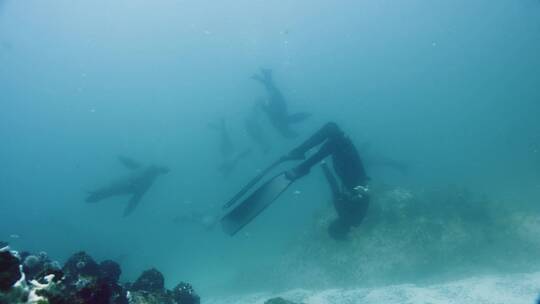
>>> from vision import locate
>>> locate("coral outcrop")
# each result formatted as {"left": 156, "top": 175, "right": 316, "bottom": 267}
{"left": 0, "top": 248, "right": 199, "bottom": 304}
{"left": 131, "top": 268, "right": 164, "bottom": 294}
{"left": 126, "top": 269, "right": 200, "bottom": 304}
{"left": 171, "top": 282, "right": 200, "bottom": 304}
{"left": 0, "top": 248, "right": 21, "bottom": 292}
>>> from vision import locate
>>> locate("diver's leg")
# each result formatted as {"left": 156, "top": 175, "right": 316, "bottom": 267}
{"left": 332, "top": 136, "right": 369, "bottom": 190}
{"left": 285, "top": 122, "right": 342, "bottom": 160}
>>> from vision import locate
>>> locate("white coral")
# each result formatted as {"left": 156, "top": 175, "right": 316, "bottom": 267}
{"left": 27, "top": 274, "right": 55, "bottom": 303}
{"left": 0, "top": 263, "right": 56, "bottom": 304}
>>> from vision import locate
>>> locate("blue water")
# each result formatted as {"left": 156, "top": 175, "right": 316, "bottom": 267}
{"left": 1, "top": 0, "right": 540, "bottom": 298}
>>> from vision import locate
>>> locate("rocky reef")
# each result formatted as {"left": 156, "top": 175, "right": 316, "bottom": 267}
{"left": 0, "top": 249, "right": 20, "bottom": 292}
{"left": 0, "top": 246, "right": 199, "bottom": 304}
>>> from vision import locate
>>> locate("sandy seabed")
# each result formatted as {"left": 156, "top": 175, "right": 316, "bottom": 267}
{"left": 206, "top": 272, "right": 540, "bottom": 304}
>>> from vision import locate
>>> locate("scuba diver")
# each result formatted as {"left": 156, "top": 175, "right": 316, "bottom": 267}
{"left": 85, "top": 156, "right": 169, "bottom": 217}
{"left": 221, "top": 122, "right": 370, "bottom": 240}
{"left": 251, "top": 68, "right": 311, "bottom": 138}
{"left": 320, "top": 161, "right": 369, "bottom": 240}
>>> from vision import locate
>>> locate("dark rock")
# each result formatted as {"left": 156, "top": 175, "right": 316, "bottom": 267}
{"left": 109, "top": 283, "right": 129, "bottom": 304}
{"left": 264, "top": 297, "right": 301, "bottom": 304}
{"left": 0, "top": 241, "right": 7, "bottom": 248}
{"left": 35, "top": 285, "right": 76, "bottom": 304}
{"left": 18, "top": 251, "right": 30, "bottom": 262}
{"left": 131, "top": 268, "right": 165, "bottom": 293}
{"left": 1, "top": 248, "right": 129, "bottom": 304}
{"left": 62, "top": 251, "right": 99, "bottom": 283}
{"left": 23, "top": 254, "right": 40, "bottom": 268}
{"left": 0, "top": 250, "right": 21, "bottom": 291}
{"left": 123, "top": 281, "right": 132, "bottom": 290}
{"left": 99, "top": 260, "right": 121, "bottom": 284}
{"left": 23, "top": 254, "right": 48, "bottom": 281}
{"left": 35, "top": 266, "right": 64, "bottom": 284}
{"left": 172, "top": 282, "right": 200, "bottom": 304}
{"left": 76, "top": 278, "right": 113, "bottom": 304}
{"left": 128, "top": 290, "right": 173, "bottom": 304}
{"left": 37, "top": 278, "right": 122, "bottom": 304}
{"left": 35, "top": 274, "right": 127, "bottom": 304}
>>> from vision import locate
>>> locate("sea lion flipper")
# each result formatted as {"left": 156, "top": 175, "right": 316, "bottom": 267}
{"left": 288, "top": 112, "right": 311, "bottom": 123}
{"left": 250, "top": 74, "right": 264, "bottom": 83}
{"left": 123, "top": 192, "right": 143, "bottom": 217}
{"left": 85, "top": 191, "right": 101, "bottom": 203}
{"left": 260, "top": 68, "right": 273, "bottom": 80}
{"left": 117, "top": 155, "right": 142, "bottom": 170}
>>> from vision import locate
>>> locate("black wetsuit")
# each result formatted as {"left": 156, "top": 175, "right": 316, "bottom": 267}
{"left": 285, "top": 122, "right": 369, "bottom": 239}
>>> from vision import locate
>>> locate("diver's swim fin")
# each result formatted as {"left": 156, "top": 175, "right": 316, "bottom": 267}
{"left": 222, "top": 158, "right": 285, "bottom": 209}
{"left": 221, "top": 172, "right": 293, "bottom": 236}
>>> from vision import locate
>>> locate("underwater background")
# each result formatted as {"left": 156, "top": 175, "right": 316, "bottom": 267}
{"left": 1, "top": 0, "right": 540, "bottom": 300}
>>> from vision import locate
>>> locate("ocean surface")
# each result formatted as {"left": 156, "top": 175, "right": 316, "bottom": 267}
{"left": 1, "top": 0, "right": 540, "bottom": 302}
